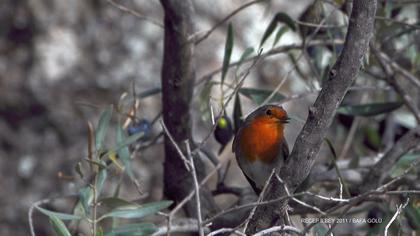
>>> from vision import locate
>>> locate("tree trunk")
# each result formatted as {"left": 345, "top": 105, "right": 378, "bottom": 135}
{"left": 160, "top": 0, "right": 218, "bottom": 219}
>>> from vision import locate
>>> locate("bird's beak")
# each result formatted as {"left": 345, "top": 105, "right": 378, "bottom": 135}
{"left": 282, "top": 117, "right": 290, "bottom": 124}
{"left": 276, "top": 117, "right": 290, "bottom": 124}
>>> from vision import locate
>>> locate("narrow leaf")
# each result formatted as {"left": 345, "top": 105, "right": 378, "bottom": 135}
{"left": 405, "top": 203, "right": 420, "bottom": 229}
{"left": 96, "top": 105, "right": 113, "bottom": 151}
{"left": 313, "top": 223, "right": 328, "bottom": 236}
{"left": 236, "top": 47, "right": 254, "bottom": 70}
{"left": 75, "top": 162, "right": 84, "bottom": 179}
{"left": 96, "top": 166, "right": 108, "bottom": 197}
{"left": 49, "top": 215, "right": 72, "bottom": 236}
{"left": 105, "top": 132, "right": 143, "bottom": 157}
{"left": 275, "top": 12, "right": 296, "bottom": 31}
{"left": 324, "top": 138, "right": 338, "bottom": 160}
{"left": 79, "top": 187, "right": 93, "bottom": 215}
{"left": 100, "top": 197, "right": 139, "bottom": 209}
{"left": 138, "top": 87, "right": 161, "bottom": 98}
{"left": 272, "top": 26, "right": 288, "bottom": 47}
{"left": 96, "top": 227, "right": 105, "bottom": 236}
{"left": 117, "top": 120, "right": 134, "bottom": 178}
{"left": 364, "top": 126, "right": 382, "bottom": 150}
{"left": 70, "top": 202, "right": 86, "bottom": 226}
{"left": 108, "top": 151, "right": 124, "bottom": 170}
{"left": 337, "top": 102, "right": 403, "bottom": 117}
{"left": 84, "top": 159, "right": 107, "bottom": 169}
{"left": 99, "top": 201, "right": 173, "bottom": 220}
{"left": 390, "top": 153, "right": 420, "bottom": 178}
{"left": 35, "top": 206, "right": 83, "bottom": 221}
{"left": 324, "top": 138, "right": 351, "bottom": 196}
{"left": 198, "top": 81, "right": 216, "bottom": 123}
{"left": 261, "top": 12, "right": 295, "bottom": 47}
{"left": 105, "top": 223, "right": 157, "bottom": 236}
{"left": 233, "top": 93, "right": 243, "bottom": 134}
{"left": 239, "top": 87, "right": 286, "bottom": 105}
{"left": 87, "top": 121, "right": 94, "bottom": 169}
{"left": 221, "top": 23, "right": 234, "bottom": 84}
{"left": 260, "top": 15, "right": 279, "bottom": 47}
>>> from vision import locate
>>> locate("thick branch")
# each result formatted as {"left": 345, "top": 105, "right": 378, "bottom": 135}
{"left": 245, "top": 0, "right": 377, "bottom": 233}
{"left": 360, "top": 126, "right": 420, "bottom": 192}
{"left": 160, "top": 0, "right": 218, "bottom": 218}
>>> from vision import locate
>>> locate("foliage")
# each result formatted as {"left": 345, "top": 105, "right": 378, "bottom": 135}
{"left": 35, "top": 101, "right": 172, "bottom": 235}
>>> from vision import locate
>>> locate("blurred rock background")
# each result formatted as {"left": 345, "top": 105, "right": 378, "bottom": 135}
{"left": 0, "top": 0, "right": 314, "bottom": 235}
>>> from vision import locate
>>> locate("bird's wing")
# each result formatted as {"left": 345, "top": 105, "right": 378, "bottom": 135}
{"left": 232, "top": 125, "right": 242, "bottom": 153}
{"left": 280, "top": 139, "right": 290, "bottom": 161}
{"left": 242, "top": 171, "right": 261, "bottom": 195}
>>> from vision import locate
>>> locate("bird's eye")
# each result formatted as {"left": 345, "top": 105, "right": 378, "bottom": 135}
{"left": 265, "top": 109, "right": 272, "bottom": 116}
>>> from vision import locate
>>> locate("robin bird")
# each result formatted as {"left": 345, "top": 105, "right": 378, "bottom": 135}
{"left": 233, "top": 104, "right": 290, "bottom": 194}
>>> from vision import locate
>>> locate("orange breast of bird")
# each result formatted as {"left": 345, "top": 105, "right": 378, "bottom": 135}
{"left": 239, "top": 116, "right": 284, "bottom": 164}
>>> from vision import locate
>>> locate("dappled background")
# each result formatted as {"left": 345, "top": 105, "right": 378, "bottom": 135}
{"left": 1, "top": 0, "right": 420, "bottom": 235}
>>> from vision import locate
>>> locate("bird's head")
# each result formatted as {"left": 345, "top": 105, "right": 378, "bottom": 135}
{"left": 246, "top": 104, "right": 289, "bottom": 126}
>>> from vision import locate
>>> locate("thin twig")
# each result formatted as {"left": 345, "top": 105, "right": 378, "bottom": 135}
{"left": 29, "top": 198, "right": 53, "bottom": 236}
{"left": 292, "top": 197, "right": 327, "bottom": 216}
{"left": 304, "top": 191, "right": 349, "bottom": 202}
{"left": 107, "top": 0, "right": 163, "bottom": 28}
{"left": 160, "top": 120, "right": 190, "bottom": 171}
{"left": 377, "top": 155, "right": 420, "bottom": 191}
{"left": 242, "top": 169, "right": 276, "bottom": 232}
{"left": 295, "top": 20, "right": 345, "bottom": 29}
{"left": 91, "top": 183, "right": 98, "bottom": 236}
{"left": 253, "top": 225, "right": 304, "bottom": 236}
{"left": 324, "top": 204, "right": 353, "bottom": 235}
{"left": 370, "top": 44, "right": 420, "bottom": 124}
{"left": 193, "top": 49, "right": 263, "bottom": 152}
{"left": 168, "top": 156, "right": 232, "bottom": 232}
{"left": 384, "top": 198, "right": 410, "bottom": 236}
{"left": 195, "top": 39, "right": 343, "bottom": 87}
{"left": 203, "top": 189, "right": 350, "bottom": 226}
{"left": 378, "top": 50, "right": 420, "bottom": 90}
{"left": 303, "top": 157, "right": 420, "bottom": 233}
{"left": 338, "top": 117, "right": 361, "bottom": 160}
{"left": 192, "top": 0, "right": 264, "bottom": 44}
{"left": 260, "top": 7, "right": 339, "bottom": 107}
{"left": 152, "top": 218, "right": 207, "bottom": 236}
{"left": 335, "top": 91, "right": 369, "bottom": 197}
{"left": 28, "top": 194, "right": 81, "bottom": 236}
{"left": 207, "top": 228, "right": 247, "bottom": 236}
{"left": 184, "top": 140, "right": 204, "bottom": 236}
{"left": 203, "top": 194, "right": 290, "bottom": 225}
{"left": 375, "top": 16, "right": 420, "bottom": 29}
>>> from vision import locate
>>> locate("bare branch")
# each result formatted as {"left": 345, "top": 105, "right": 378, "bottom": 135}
{"left": 377, "top": 50, "right": 420, "bottom": 90}
{"left": 207, "top": 228, "right": 247, "bottom": 236}
{"left": 245, "top": 0, "right": 378, "bottom": 233}
{"left": 152, "top": 218, "right": 208, "bottom": 236}
{"left": 185, "top": 140, "right": 204, "bottom": 236}
{"left": 160, "top": 0, "right": 219, "bottom": 221}
{"left": 375, "top": 16, "right": 420, "bottom": 30}
{"left": 167, "top": 156, "right": 231, "bottom": 229}
{"left": 361, "top": 126, "right": 420, "bottom": 192}
{"left": 195, "top": 39, "right": 343, "bottom": 87}
{"left": 370, "top": 44, "right": 420, "bottom": 123}
{"left": 160, "top": 120, "right": 190, "bottom": 171}
{"left": 29, "top": 198, "right": 52, "bottom": 236}
{"left": 192, "top": 0, "right": 264, "bottom": 45}
{"left": 243, "top": 170, "right": 277, "bottom": 233}
{"left": 253, "top": 225, "right": 304, "bottom": 236}
{"left": 107, "top": 0, "right": 163, "bottom": 28}
{"left": 384, "top": 198, "right": 410, "bottom": 236}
